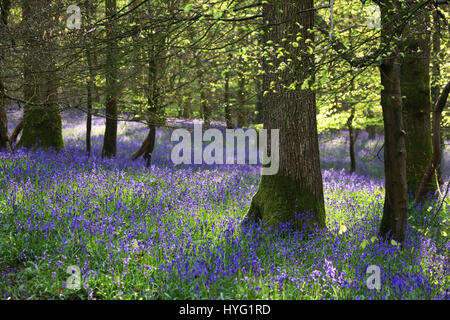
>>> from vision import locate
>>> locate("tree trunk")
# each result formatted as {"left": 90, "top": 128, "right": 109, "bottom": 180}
{"left": 201, "top": 90, "right": 210, "bottom": 128}
{"left": 401, "top": 5, "right": 437, "bottom": 197}
{"left": 236, "top": 73, "right": 246, "bottom": 128}
{"left": 85, "top": 2, "right": 97, "bottom": 156}
{"left": 255, "top": 74, "right": 263, "bottom": 124}
{"left": 244, "top": 0, "right": 326, "bottom": 231}
{"left": 182, "top": 99, "right": 192, "bottom": 119}
{"left": 366, "top": 108, "right": 377, "bottom": 139}
{"left": 224, "top": 68, "right": 233, "bottom": 129}
{"left": 0, "top": 82, "right": 9, "bottom": 151}
{"left": 431, "top": 9, "right": 444, "bottom": 186}
{"left": 347, "top": 105, "right": 356, "bottom": 172}
{"left": 132, "top": 24, "right": 164, "bottom": 166}
{"left": 415, "top": 80, "right": 450, "bottom": 204}
{"left": 9, "top": 120, "right": 22, "bottom": 145}
{"left": 132, "top": 125, "right": 156, "bottom": 167}
{"left": 86, "top": 48, "right": 95, "bottom": 155}
{"left": 18, "top": 0, "right": 64, "bottom": 151}
{"left": 102, "top": 0, "right": 118, "bottom": 158}
{"left": 378, "top": 1, "right": 408, "bottom": 243}
{"left": 0, "top": 0, "right": 11, "bottom": 151}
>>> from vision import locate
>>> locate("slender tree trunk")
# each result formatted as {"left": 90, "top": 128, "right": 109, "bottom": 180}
{"left": 18, "top": 0, "right": 64, "bottom": 151}
{"left": 182, "top": 99, "right": 192, "bottom": 119}
{"left": 102, "top": 0, "right": 118, "bottom": 158}
{"left": 224, "top": 68, "right": 233, "bottom": 129}
{"left": 9, "top": 120, "right": 22, "bottom": 145}
{"left": 201, "top": 90, "right": 210, "bottom": 128}
{"left": 236, "top": 73, "right": 246, "bottom": 127}
{"left": 85, "top": 2, "right": 97, "bottom": 156}
{"left": 132, "top": 26, "right": 164, "bottom": 165}
{"left": 347, "top": 105, "right": 356, "bottom": 172}
{"left": 378, "top": 1, "right": 408, "bottom": 243}
{"left": 244, "top": 0, "right": 325, "bottom": 231}
{"left": 131, "top": 124, "right": 156, "bottom": 167}
{"left": 366, "top": 108, "right": 377, "bottom": 140}
{"left": 0, "top": 82, "right": 9, "bottom": 151}
{"left": 401, "top": 5, "right": 436, "bottom": 197}
{"left": 86, "top": 49, "right": 94, "bottom": 155}
{"left": 255, "top": 73, "right": 263, "bottom": 124}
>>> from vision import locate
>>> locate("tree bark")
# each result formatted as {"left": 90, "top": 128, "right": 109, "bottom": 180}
{"left": 102, "top": 0, "right": 119, "bottom": 158}
{"left": 347, "top": 105, "right": 356, "bottom": 172}
{"left": 401, "top": 5, "right": 437, "bottom": 197}
{"left": 224, "top": 67, "right": 233, "bottom": 129}
{"left": 9, "top": 120, "right": 22, "bottom": 145}
{"left": 17, "top": 0, "right": 64, "bottom": 151}
{"left": 132, "top": 21, "right": 164, "bottom": 166}
{"left": 0, "top": 0, "right": 11, "bottom": 151}
{"left": 85, "top": 2, "right": 97, "bottom": 156}
{"left": 431, "top": 9, "right": 444, "bottom": 186}
{"left": 415, "top": 80, "right": 450, "bottom": 204}
{"left": 0, "top": 81, "right": 9, "bottom": 151}
{"left": 131, "top": 124, "right": 156, "bottom": 167}
{"left": 378, "top": 1, "right": 408, "bottom": 243}
{"left": 236, "top": 73, "right": 246, "bottom": 128}
{"left": 244, "top": 0, "right": 326, "bottom": 231}
{"left": 366, "top": 108, "right": 377, "bottom": 139}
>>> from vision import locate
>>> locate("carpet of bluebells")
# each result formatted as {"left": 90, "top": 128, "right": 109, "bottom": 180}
{"left": 0, "top": 110, "right": 449, "bottom": 300}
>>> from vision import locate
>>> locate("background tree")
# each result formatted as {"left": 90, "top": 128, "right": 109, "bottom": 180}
{"left": 17, "top": 0, "right": 64, "bottom": 150}
{"left": 102, "top": 0, "right": 119, "bottom": 158}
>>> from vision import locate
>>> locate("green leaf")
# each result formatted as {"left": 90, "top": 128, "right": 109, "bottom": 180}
{"left": 184, "top": 4, "right": 193, "bottom": 13}
{"left": 360, "top": 239, "right": 369, "bottom": 250}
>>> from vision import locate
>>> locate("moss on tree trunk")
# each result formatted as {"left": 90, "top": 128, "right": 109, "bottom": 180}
{"left": 246, "top": 173, "right": 325, "bottom": 230}
{"left": 18, "top": 104, "right": 64, "bottom": 150}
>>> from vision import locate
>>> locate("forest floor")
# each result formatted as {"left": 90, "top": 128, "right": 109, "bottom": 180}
{"left": 0, "top": 111, "right": 448, "bottom": 299}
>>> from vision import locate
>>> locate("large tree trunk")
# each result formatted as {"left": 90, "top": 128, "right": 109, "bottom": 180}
{"left": 378, "top": 1, "right": 408, "bottom": 243}
{"left": 18, "top": 0, "right": 64, "bottom": 151}
{"left": 244, "top": 0, "right": 326, "bottom": 231}
{"left": 401, "top": 5, "right": 437, "bottom": 197}
{"left": 415, "top": 80, "right": 450, "bottom": 204}
{"left": 102, "top": 0, "right": 118, "bottom": 158}
{"left": 0, "top": 0, "right": 11, "bottom": 151}
{"left": 431, "top": 9, "right": 444, "bottom": 186}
